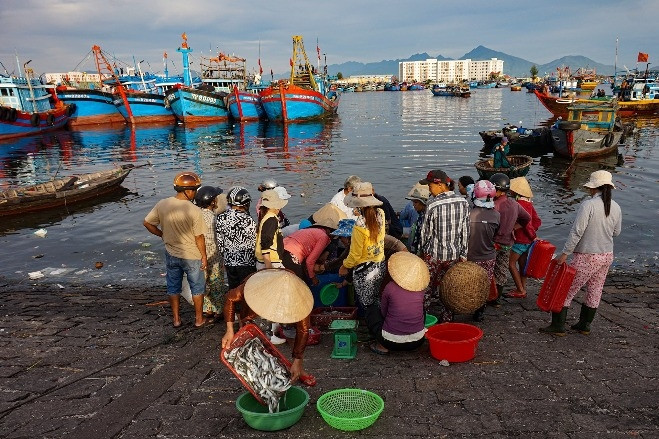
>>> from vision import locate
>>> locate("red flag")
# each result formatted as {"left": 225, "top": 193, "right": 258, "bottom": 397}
{"left": 163, "top": 52, "right": 167, "bottom": 59}
{"left": 637, "top": 52, "right": 649, "bottom": 62}
{"left": 317, "top": 44, "right": 321, "bottom": 60}
{"left": 289, "top": 58, "right": 293, "bottom": 67}
{"left": 258, "top": 58, "right": 263, "bottom": 75}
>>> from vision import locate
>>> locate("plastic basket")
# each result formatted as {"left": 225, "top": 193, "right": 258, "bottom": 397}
{"left": 425, "top": 323, "right": 483, "bottom": 362}
{"left": 310, "top": 306, "right": 358, "bottom": 328}
{"left": 319, "top": 283, "right": 340, "bottom": 306}
{"left": 236, "top": 386, "right": 309, "bottom": 431}
{"left": 537, "top": 259, "right": 576, "bottom": 312}
{"left": 523, "top": 239, "right": 556, "bottom": 279}
{"left": 220, "top": 324, "right": 291, "bottom": 405}
{"left": 316, "top": 388, "right": 384, "bottom": 431}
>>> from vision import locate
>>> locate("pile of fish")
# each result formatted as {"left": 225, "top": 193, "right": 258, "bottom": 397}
{"left": 224, "top": 336, "right": 291, "bottom": 413}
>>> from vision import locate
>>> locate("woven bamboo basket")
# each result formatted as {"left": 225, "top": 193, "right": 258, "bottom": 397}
{"left": 439, "top": 261, "right": 489, "bottom": 314}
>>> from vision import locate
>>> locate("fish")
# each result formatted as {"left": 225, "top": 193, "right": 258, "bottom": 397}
{"left": 224, "top": 336, "right": 291, "bottom": 413}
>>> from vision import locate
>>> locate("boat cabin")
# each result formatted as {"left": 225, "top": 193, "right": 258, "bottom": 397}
{"left": 565, "top": 102, "right": 618, "bottom": 131}
{"left": 0, "top": 76, "right": 54, "bottom": 112}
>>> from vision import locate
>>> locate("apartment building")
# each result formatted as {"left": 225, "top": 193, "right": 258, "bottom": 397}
{"left": 399, "top": 58, "right": 504, "bottom": 83}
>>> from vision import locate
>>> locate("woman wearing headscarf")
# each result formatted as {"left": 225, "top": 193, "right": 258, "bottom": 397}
{"left": 540, "top": 171, "right": 622, "bottom": 336}
{"left": 338, "top": 182, "right": 386, "bottom": 334}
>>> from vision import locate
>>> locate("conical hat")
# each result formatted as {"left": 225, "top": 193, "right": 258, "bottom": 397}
{"left": 509, "top": 177, "right": 533, "bottom": 198}
{"left": 387, "top": 252, "right": 430, "bottom": 292}
{"left": 244, "top": 269, "right": 314, "bottom": 323}
{"left": 312, "top": 203, "right": 347, "bottom": 229}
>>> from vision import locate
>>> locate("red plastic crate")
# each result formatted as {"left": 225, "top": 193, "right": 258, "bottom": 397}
{"left": 219, "top": 323, "right": 291, "bottom": 405}
{"left": 523, "top": 239, "right": 556, "bottom": 279}
{"left": 536, "top": 259, "right": 577, "bottom": 313}
{"left": 310, "top": 306, "right": 358, "bottom": 328}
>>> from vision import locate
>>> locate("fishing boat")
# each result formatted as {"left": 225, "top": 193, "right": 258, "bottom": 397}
{"left": 164, "top": 34, "right": 234, "bottom": 123}
{"left": 260, "top": 36, "right": 339, "bottom": 122}
{"left": 0, "top": 62, "right": 73, "bottom": 141}
{"left": 227, "top": 85, "right": 265, "bottom": 121}
{"left": 0, "top": 164, "right": 135, "bottom": 216}
{"left": 533, "top": 87, "right": 659, "bottom": 118}
{"left": 56, "top": 46, "right": 126, "bottom": 127}
{"left": 474, "top": 155, "right": 533, "bottom": 179}
{"left": 550, "top": 101, "right": 632, "bottom": 159}
{"left": 431, "top": 83, "right": 453, "bottom": 96}
{"left": 479, "top": 125, "right": 553, "bottom": 154}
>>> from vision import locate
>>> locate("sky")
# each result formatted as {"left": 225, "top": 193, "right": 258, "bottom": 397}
{"left": 0, "top": 0, "right": 655, "bottom": 78}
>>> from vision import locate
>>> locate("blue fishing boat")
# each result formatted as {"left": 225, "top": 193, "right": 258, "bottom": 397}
{"left": 0, "top": 61, "right": 73, "bottom": 141}
{"left": 109, "top": 71, "right": 175, "bottom": 124}
{"left": 163, "top": 34, "right": 231, "bottom": 123}
{"left": 260, "top": 35, "right": 339, "bottom": 122}
{"left": 227, "top": 85, "right": 265, "bottom": 121}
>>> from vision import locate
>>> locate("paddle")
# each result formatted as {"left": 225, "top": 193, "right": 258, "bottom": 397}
{"left": 561, "top": 153, "right": 580, "bottom": 177}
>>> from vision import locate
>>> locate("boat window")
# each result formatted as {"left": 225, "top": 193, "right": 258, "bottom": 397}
{"left": 0, "top": 88, "right": 7, "bottom": 96}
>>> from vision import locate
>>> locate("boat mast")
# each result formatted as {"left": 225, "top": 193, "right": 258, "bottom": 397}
{"left": 92, "top": 45, "right": 134, "bottom": 123}
{"left": 23, "top": 60, "right": 38, "bottom": 113}
{"left": 289, "top": 35, "right": 317, "bottom": 90}
{"left": 614, "top": 36, "right": 618, "bottom": 80}
{"left": 178, "top": 33, "right": 192, "bottom": 87}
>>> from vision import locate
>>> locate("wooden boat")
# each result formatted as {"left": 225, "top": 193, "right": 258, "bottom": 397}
{"left": 479, "top": 126, "right": 553, "bottom": 154}
{"left": 0, "top": 165, "right": 135, "bottom": 216}
{"left": 510, "top": 85, "right": 522, "bottom": 91}
{"left": 260, "top": 35, "right": 339, "bottom": 122}
{"left": 474, "top": 155, "right": 533, "bottom": 179}
{"left": 533, "top": 89, "right": 659, "bottom": 118}
{"left": 1, "top": 62, "right": 74, "bottom": 141}
{"left": 550, "top": 100, "right": 632, "bottom": 159}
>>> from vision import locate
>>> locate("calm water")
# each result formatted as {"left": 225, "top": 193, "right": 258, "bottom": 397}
{"left": 1, "top": 89, "right": 657, "bottom": 287}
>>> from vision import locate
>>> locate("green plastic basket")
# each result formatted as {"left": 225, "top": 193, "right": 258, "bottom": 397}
{"left": 319, "top": 283, "right": 340, "bottom": 306}
{"left": 236, "top": 386, "right": 309, "bottom": 431}
{"left": 425, "top": 313, "right": 438, "bottom": 328}
{"left": 316, "top": 388, "right": 384, "bottom": 431}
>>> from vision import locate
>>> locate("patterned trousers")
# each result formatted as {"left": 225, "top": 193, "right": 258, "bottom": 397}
{"left": 564, "top": 252, "right": 614, "bottom": 308}
{"left": 422, "top": 255, "right": 458, "bottom": 322}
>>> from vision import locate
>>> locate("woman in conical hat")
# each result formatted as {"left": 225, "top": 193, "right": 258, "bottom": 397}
{"left": 368, "top": 252, "right": 430, "bottom": 355}
{"left": 221, "top": 269, "right": 317, "bottom": 386}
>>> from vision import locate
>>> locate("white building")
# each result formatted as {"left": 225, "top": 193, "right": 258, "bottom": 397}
{"left": 398, "top": 58, "right": 504, "bottom": 83}
{"left": 44, "top": 71, "right": 106, "bottom": 86}
{"left": 344, "top": 74, "right": 394, "bottom": 85}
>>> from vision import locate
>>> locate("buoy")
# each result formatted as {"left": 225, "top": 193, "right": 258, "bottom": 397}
{"left": 30, "top": 113, "right": 40, "bottom": 127}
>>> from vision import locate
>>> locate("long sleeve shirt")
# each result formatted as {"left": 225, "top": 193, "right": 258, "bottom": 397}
{"left": 283, "top": 227, "right": 331, "bottom": 278}
{"left": 223, "top": 278, "right": 310, "bottom": 359}
{"left": 342, "top": 209, "right": 386, "bottom": 269}
{"left": 420, "top": 192, "right": 470, "bottom": 261}
{"left": 514, "top": 199, "right": 541, "bottom": 244}
{"left": 493, "top": 195, "right": 531, "bottom": 246}
{"left": 562, "top": 193, "right": 621, "bottom": 255}
{"left": 381, "top": 281, "right": 426, "bottom": 342}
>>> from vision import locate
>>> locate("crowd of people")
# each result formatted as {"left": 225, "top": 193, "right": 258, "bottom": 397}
{"left": 143, "top": 168, "right": 621, "bottom": 383}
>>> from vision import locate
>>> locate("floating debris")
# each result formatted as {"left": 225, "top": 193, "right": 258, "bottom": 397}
{"left": 28, "top": 271, "right": 44, "bottom": 280}
{"left": 33, "top": 229, "right": 47, "bottom": 238}
{"left": 95, "top": 262, "right": 104, "bottom": 269}
{"left": 224, "top": 337, "right": 291, "bottom": 413}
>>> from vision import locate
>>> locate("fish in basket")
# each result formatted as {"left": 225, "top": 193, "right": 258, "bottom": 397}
{"left": 221, "top": 323, "right": 292, "bottom": 413}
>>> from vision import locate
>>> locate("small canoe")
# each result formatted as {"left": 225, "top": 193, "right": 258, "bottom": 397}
{"left": 474, "top": 155, "right": 533, "bottom": 179}
{"left": 0, "top": 164, "right": 135, "bottom": 216}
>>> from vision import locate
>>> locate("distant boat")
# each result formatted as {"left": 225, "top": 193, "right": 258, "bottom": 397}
{"left": 1, "top": 61, "right": 73, "bottom": 141}
{"left": 56, "top": 45, "right": 126, "bottom": 127}
{"left": 260, "top": 35, "right": 339, "bottom": 122}
{"left": 0, "top": 164, "right": 135, "bottom": 216}
{"left": 550, "top": 101, "right": 632, "bottom": 159}
{"left": 164, "top": 34, "right": 231, "bottom": 123}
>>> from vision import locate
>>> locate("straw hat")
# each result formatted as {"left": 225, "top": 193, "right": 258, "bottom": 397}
{"left": 439, "top": 261, "right": 489, "bottom": 314}
{"left": 243, "top": 269, "right": 314, "bottom": 324}
{"left": 260, "top": 189, "right": 288, "bottom": 209}
{"left": 405, "top": 184, "right": 430, "bottom": 204}
{"left": 343, "top": 182, "right": 383, "bottom": 208}
{"left": 509, "top": 177, "right": 533, "bottom": 198}
{"left": 387, "top": 252, "right": 430, "bottom": 292}
{"left": 273, "top": 186, "right": 291, "bottom": 200}
{"left": 583, "top": 170, "right": 615, "bottom": 189}
{"left": 312, "top": 203, "right": 347, "bottom": 229}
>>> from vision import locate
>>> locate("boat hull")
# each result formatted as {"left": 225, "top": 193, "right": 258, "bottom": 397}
{"left": 57, "top": 89, "right": 125, "bottom": 126}
{"left": 164, "top": 87, "right": 229, "bottom": 123}
{"left": 533, "top": 89, "right": 659, "bottom": 118}
{"left": 260, "top": 83, "right": 338, "bottom": 122}
{"left": 227, "top": 87, "right": 265, "bottom": 121}
{"left": 0, "top": 166, "right": 133, "bottom": 216}
{"left": 551, "top": 127, "right": 622, "bottom": 159}
{"left": 0, "top": 106, "right": 70, "bottom": 141}
{"left": 114, "top": 92, "right": 175, "bottom": 124}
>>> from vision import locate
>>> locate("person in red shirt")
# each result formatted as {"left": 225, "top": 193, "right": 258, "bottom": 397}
{"left": 505, "top": 177, "right": 542, "bottom": 299}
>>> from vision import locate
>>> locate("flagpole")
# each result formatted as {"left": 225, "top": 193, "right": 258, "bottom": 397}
{"left": 614, "top": 36, "right": 618, "bottom": 80}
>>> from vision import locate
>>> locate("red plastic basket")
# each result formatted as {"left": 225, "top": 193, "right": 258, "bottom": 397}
{"left": 425, "top": 323, "right": 483, "bottom": 362}
{"left": 536, "top": 259, "right": 577, "bottom": 313}
{"left": 310, "top": 307, "right": 358, "bottom": 328}
{"left": 220, "top": 323, "right": 292, "bottom": 405}
{"left": 523, "top": 240, "right": 556, "bottom": 279}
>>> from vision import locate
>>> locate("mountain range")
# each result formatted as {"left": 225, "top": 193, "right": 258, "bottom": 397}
{"left": 327, "top": 45, "right": 616, "bottom": 79}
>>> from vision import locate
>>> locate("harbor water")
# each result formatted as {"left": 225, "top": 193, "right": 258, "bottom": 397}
{"left": 0, "top": 89, "right": 657, "bottom": 287}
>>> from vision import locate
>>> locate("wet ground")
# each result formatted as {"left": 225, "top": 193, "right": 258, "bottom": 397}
{"left": 0, "top": 270, "right": 657, "bottom": 438}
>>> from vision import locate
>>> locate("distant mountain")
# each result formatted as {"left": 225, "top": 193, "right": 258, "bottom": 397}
{"left": 325, "top": 45, "right": 615, "bottom": 79}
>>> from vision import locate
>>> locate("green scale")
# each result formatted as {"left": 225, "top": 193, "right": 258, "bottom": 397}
{"left": 329, "top": 319, "right": 358, "bottom": 359}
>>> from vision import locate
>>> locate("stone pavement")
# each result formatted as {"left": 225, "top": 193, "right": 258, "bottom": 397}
{"left": 0, "top": 271, "right": 657, "bottom": 438}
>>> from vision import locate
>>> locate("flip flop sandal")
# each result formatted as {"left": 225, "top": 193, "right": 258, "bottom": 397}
{"left": 299, "top": 374, "right": 317, "bottom": 387}
{"left": 369, "top": 342, "right": 389, "bottom": 356}
{"left": 194, "top": 318, "right": 213, "bottom": 329}
{"left": 504, "top": 290, "right": 527, "bottom": 299}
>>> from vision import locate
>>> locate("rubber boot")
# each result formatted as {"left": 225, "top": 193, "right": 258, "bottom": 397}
{"left": 571, "top": 305, "right": 597, "bottom": 335}
{"left": 270, "top": 322, "right": 286, "bottom": 345}
{"left": 539, "top": 307, "right": 568, "bottom": 336}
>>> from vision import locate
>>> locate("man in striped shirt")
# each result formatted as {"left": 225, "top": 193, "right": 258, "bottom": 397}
{"left": 419, "top": 169, "right": 470, "bottom": 322}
